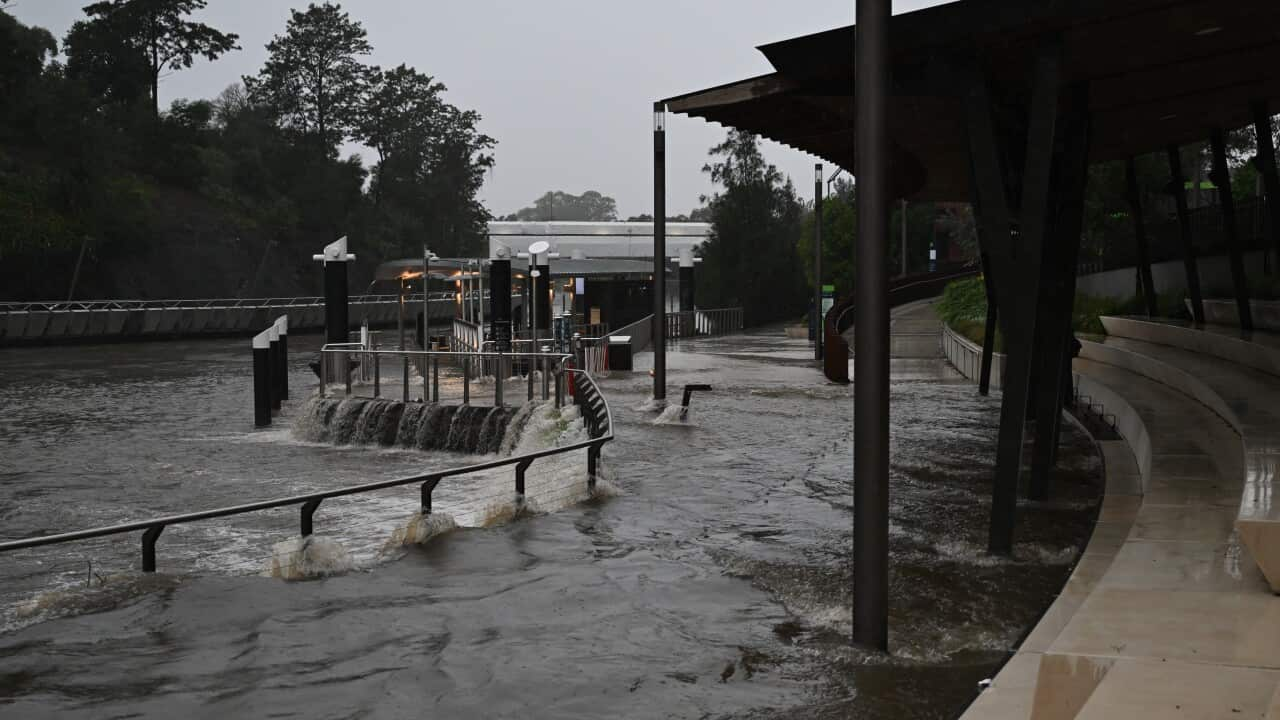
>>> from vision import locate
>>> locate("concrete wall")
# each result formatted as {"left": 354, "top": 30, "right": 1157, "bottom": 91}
{"left": 1075, "top": 249, "right": 1269, "bottom": 300}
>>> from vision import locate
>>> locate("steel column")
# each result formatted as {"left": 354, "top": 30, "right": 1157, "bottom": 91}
{"left": 852, "top": 0, "right": 890, "bottom": 653}
{"left": 653, "top": 103, "right": 667, "bottom": 403}
{"left": 1211, "top": 129, "right": 1253, "bottom": 331}
{"left": 978, "top": 254, "right": 998, "bottom": 396}
{"left": 815, "top": 163, "right": 824, "bottom": 361}
{"left": 1167, "top": 146, "right": 1205, "bottom": 324}
{"left": 252, "top": 340, "right": 271, "bottom": 427}
{"left": 1030, "top": 96, "right": 1091, "bottom": 500}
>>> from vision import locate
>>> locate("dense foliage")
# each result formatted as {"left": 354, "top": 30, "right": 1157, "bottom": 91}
{"left": 694, "top": 130, "right": 808, "bottom": 325}
{"left": 0, "top": 2, "right": 494, "bottom": 300}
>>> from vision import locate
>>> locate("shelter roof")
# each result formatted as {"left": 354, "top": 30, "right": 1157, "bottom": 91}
{"left": 664, "top": 0, "right": 1280, "bottom": 200}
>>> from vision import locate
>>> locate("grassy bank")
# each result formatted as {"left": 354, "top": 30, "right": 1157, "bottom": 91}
{"left": 934, "top": 276, "right": 1189, "bottom": 348}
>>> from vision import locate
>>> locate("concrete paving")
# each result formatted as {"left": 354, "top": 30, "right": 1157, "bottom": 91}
{"left": 959, "top": 316, "right": 1280, "bottom": 719}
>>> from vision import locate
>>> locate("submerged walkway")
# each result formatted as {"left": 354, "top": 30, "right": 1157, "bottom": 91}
{"left": 960, "top": 315, "right": 1280, "bottom": 719}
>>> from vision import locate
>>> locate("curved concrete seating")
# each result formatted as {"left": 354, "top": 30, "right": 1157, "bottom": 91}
{"left": 1091, "top": 317, "right": 1280, "bottom": 595}
{"left": 959, "top": 317, "right": 1280, "bottom": 719}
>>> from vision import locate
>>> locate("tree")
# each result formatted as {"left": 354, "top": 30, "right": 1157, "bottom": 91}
{"left": 0, "top": 8, "right": 56, "bottom": 109}
{"left": 357, "top": 64, "right": 496, "bottom": 257}
{"left": 514, "top": 190, "right": 618, "bottom": 221}
{"left": 696, "top": 130, "right": 807, "bottom": 324}
{"left": 66, "top": 0, "right": 238, "bottom": 116}
{"left": 797, "top": 177, "right": 856, "bottom": 296}
{"left": 244, "top": 2, "right": 371, "bottom": 157}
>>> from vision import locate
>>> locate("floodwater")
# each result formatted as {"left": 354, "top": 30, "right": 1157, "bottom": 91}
{"left": 0, "top": 318, "right": 1103, "bottom": 719}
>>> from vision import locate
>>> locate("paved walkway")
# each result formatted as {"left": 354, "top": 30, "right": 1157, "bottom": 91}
{"left": 961, "top": 316, "right": 1280, "bottom": 719}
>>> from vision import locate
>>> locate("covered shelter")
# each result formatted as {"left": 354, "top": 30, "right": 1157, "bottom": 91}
{"left": 655, "top": 0, "right": 1280, "bottom": 649}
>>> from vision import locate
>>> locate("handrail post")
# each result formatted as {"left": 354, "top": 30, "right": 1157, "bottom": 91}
{"left": 528, "top": 356, "right": 535, "bottom": 401}
{"left": 301, "top": 498, "right": 322, "bottom": 537}
{"left": 541, "top": 356, "right": 550, "bottom": 401}
{"left": 421, "top": 476, "right": 439, "bottom": 514}
{"left": 373, "top": 351, "right": 381, "bottom": 398}
{"left": 515, "top": 458, "right": 533, "bottom": 505}
{"left": 587, "top": 443, "right": 600, "bottom": 491}
{"left": 141, "top": 525, "right": 164, "bottom": 572}
{"left": 463, "top": 355, "right": 471, "bottom": 405}
{"left": 496, "top": 352, "right": 505, "bottom": 407}
{"left": 432, "top": 357, "right": 440, "bottom": 402}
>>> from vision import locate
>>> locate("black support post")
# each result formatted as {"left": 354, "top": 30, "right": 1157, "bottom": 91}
{"left": 323, "top": 261, "right": 349, "bottom": 345}
{"left": 535, "top": 263, "right": 551, "bottom": 333}
{"left": 1167, "top": 146, "right": 1205, "bottom": 324}
{"left": 1030, "top": 94, "right": 1091, "bottom": 501}
{"left": 490, "top": 255, "right": 513, "bottom": 354}
{"left": 852, "top": 0, "right": 890, "bottom": 653}
{"left": 965, "top": 44, "right": 1062, "bottom": 556}
{"left": 1126, "top": 158, "right": 1158, "bottom": 317}
{"left": 1252, "top": 102, "right": 1280, "bottom": 276}
{"left": 815, "top": 163, "right": 824, "bottom": 361}
{"left": 653, "top": 103, "right": 667, "bottom": 403}
{"left": 1211, "top": 129, "right": 1253, "bottom": 331}
{"left": 978, "top": 253, "right": 998, "bottom": 396}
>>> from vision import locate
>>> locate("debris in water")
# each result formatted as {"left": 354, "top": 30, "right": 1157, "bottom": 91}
{"left": 383, "top": 512, "right": 457, "bottom": 550}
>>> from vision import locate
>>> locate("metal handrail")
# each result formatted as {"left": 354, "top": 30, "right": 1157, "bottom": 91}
{"left": 0, "top": 364, "right": 614, "bottom": 569}
{"left": 0, "top": 293, "right": 461, "bottom": 314}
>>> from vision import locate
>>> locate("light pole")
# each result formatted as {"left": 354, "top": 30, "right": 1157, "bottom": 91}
{"left": 422, "top": 245, "right": 438, "bottom": 350}
{"left": 815, "top": 163, "right": 824, "bottom": 361}
{"left": 653, "top": 103, "right": 667, "bottom": 405}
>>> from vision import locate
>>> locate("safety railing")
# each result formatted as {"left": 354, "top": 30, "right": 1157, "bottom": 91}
{"left": 664, "top": 307, "right": 744, "bottom": 339}
{"left": 322, "top": 344, "right": 576, "bottom": 408}
{"left": 0, "top": 292, "right": 459, "bottom": 314}
{"left": 0, "top": 361, "right": 613, "bottom": 574}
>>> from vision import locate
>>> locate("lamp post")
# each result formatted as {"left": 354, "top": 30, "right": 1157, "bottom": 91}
{"left": 653, "top": 103, "right": 667, "bottom": 405}
{"left": 423, "top": 245, "right": 438, "bottom": 350}
{"left": 815, "top": 163, "right": 824, "bottom": 360}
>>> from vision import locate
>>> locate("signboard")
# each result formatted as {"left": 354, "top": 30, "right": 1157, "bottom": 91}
{"left": 491, "top": 320, "right": 512, "bottom": 353}
{"left": 819, "top": 285, "right": 835, "bottom": 346}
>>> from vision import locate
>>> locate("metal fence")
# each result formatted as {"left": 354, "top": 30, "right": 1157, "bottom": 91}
{"left": 0, "top": 352, "right": 613, "bottom": 574}
{"left": 664, "top": 307, "right": 744, "bottom": 339}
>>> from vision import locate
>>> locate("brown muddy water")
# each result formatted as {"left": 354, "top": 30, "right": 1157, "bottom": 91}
{"left": 0, "top": 328, "right": 1102, "bottom": 719}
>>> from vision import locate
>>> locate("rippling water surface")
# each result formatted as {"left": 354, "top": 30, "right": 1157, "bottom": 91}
{"left": 0, "top": 324, "right": 1102, "bottom": 718}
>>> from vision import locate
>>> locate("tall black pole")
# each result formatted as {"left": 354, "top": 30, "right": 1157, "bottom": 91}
{"left": 253, "top": 329, "right": 271, "bottom": 427}
{"left": 490, "top": 253, "right": 513, "bottom": 352}
{"left": 276, "top": 316, "right": 289, "bottom": 402}
{"left": 978, "top": 253, "right": 998, "bottom": 396}
{"left": 1126, "top": 158, "right": 1158, "bottom": 316}
{"left": 653, "top": 103, "right": 667, "bottom": 403}
{"left": 1252, "top": 102, "right": 1280, "bottom": 275}
{"left": 1167, "top": 146, "right": 1205, "bottom": 323}
{"left": 853, "top": 0, "right": 890, "bottom": 653}
{"left": 1211, "top": 129, "right": 1253, "bottom": 331}
{"left": 815, "top": 164, "right": 824, "bottom": 361}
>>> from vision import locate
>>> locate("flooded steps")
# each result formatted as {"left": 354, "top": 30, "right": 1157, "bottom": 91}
{"left": 966, "top": 320, "right": 1280, "bottom": 719}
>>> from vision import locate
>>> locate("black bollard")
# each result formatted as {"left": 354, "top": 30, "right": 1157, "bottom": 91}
{"left": 276, "top": 315, "right": 289, "bottom": 401}
{"left": 268, "top": 326, "right": 281, "bottom": 414}
{"left": 253, "top": 329, "right": 272, "bottom": 427}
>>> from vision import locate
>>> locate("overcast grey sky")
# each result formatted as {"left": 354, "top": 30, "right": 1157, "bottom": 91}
{"left": 10, "top": 1, "right": 944, "bottom": 218}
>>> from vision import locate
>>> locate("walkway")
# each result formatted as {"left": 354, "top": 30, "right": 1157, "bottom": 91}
{"left": 960, "top": 315, "right": 1280, "bottom": 719}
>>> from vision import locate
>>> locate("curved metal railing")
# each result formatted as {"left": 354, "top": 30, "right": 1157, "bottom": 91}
{"left": 0, "top": 357, "right": 614, "bottom": 573}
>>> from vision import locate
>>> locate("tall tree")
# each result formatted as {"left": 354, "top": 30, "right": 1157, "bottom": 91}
{"left": 66, "top": 0, "right": 238, "bottom": 116}
{"left": 696, "top": 130, "right": 807, "bottom": 324}
{"left": 244, "top": 2, "right": 371, "bottom": 157}
{"left": 357, "top": 64, "right": 496, "bottom": 256}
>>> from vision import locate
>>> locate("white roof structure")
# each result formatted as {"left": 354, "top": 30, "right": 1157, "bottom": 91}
{"left": 487, "top": 221, "right": 710, "bottom": 260}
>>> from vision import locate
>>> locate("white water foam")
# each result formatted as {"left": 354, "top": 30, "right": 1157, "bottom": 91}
{"left": 634, "top": 396, "right": 668, "bottom": 412}
{"left": 382, "top": 512, "right": 458, "bottom": 550}
{"left": 653, "top": 405, "right": 689, "bottom": 425}
{"left": 267, "top": 536, "right": 354, "bottom": 580}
